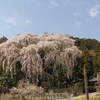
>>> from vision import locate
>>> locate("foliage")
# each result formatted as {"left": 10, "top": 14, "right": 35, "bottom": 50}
{"left": 0, "top": 36, "right": 8, "bottom": 44}
{"left": 0, "top": 73, "right": 9, "bottom": 93}
{"left": 73, "top": 37, "right": 100, "bottom": 89}
{"left": 0, "top": 33, "right": 81, "bottom": 87}
{"left": 10, "top": 81, "right": 44, "bottom": 100}
{"left": 74, "top": 38, "right": 99, "bottom": 50}
{"left": 74, "top": 82, "right": 84, "bottom": 94}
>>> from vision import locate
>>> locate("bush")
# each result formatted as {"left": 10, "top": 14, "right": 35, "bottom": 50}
{"left": 10, "top": 81, "right": 44, "bottom": 100}
{"left": 74, "top": 82, "right": 84, "bottom": 95}
{"left": 66, "top": 85, "right": 73, "bottom": 94}
{"left": 88, "top": 86, "right": 96, "bottom": 93}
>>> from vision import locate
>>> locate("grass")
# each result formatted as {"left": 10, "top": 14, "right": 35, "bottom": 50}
{"left": 1, "top": 92, "right": 100, "bottom": 100}
{"left": 0, "top": 93, "right": 72, "bottom": 100}
{"left": 75, "top": 94, "right": 100, "bottom": 100}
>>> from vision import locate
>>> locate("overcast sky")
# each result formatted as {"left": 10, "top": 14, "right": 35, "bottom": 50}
{"left": 0, "top": 0, "right": 100, "bottom": 40}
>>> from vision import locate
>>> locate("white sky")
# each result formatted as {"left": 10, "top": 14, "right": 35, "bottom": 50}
{"left": 0, "top": 0, "right": 100, "bottom": 40}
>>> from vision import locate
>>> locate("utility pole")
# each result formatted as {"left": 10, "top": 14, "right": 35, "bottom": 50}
{"left": 84, "top": 66, "right": 89, "bottom": 100}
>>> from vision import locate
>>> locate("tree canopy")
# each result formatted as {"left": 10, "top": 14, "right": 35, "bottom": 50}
{"left": 0, "top": 33, "right": 81, "bottom": 85}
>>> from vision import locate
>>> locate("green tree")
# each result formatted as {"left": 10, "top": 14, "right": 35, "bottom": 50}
{"left": 0, "top": 36, "right": 8, "bottom": 44}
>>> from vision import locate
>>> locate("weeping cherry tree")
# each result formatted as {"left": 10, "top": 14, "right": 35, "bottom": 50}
{"left": 0, "top": 33, "right": 81, "bottom": 85}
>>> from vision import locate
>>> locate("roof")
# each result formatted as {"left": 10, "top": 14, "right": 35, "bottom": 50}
{"left": 89, "top": 77, "right": 97, "bottom": 82}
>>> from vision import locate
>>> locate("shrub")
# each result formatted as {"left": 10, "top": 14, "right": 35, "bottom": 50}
{"left": 88, "top": 86, "right": 96, "bottom": 93}
{"left": 74, "top": 82, "right": 84, "bottom": 95}
{"left": 10, "top": 81, "right": 44, "bottom": 100}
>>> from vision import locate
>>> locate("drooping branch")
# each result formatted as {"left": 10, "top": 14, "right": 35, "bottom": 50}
{"left": 0, "top": 33, "right": 81, "bottom": 84}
